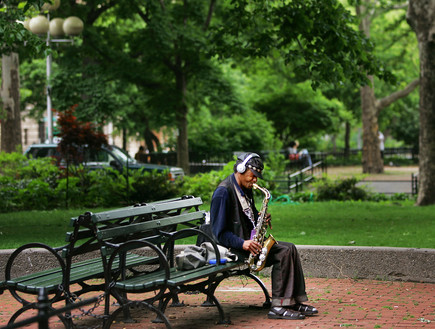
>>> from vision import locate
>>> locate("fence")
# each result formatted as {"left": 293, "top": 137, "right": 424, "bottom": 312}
{"left": 325, "top": 147, "right": 418, "bottom": 165}
{"left": 140, "top": 148, "right": 417, "bottom": 174}
{"left": 0, "top": 288, "right": 97, "bottom": 329}
{"left": 412, "top": 172, "right": 419, "bottom": 195}
{"left": 272, "top": 161, "right": 326, "bottom": 194}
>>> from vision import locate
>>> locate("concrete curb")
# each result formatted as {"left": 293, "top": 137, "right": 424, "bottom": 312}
{"left": 295, "top": 245, "right": 435, "bottom": 283}
{"left": 1, "top": 245, "right": 434, "bottom": 283}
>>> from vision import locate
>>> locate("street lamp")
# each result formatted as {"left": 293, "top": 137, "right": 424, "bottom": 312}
{"left": 26, "top": 1, "right": 83, "bottom": 144}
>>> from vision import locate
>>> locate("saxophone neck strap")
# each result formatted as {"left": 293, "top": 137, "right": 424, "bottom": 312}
{"left": 233, "top": 181, "right": 255, "bottom": 226}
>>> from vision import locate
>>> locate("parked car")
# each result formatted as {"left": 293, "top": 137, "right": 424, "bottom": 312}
{"left": 24, "top": 143, "right": 184, "bottom": 181}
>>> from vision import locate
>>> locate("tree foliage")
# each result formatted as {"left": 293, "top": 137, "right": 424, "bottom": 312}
{"left": 188, "top": 106, "right": 277, "bottom": 154}
{"left": 56, "top": 105, "right": 107, "bottom": 163}
{"left": 385, "top": 99, "right": 419, "bottom": 151}
{"left": 211, "top": 0, "right": 394, "bottom": 87}
{"left": 36, "top": 0, "right": 396, "bottom": 171}
{"left": 0, "top": 0, "right": 47, "bottom": 56}
{"left": 254, "top": 82, "right": 343, "bottom": 146}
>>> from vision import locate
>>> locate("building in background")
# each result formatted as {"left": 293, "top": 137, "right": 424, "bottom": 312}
{"left": 18, "top": 111, "right": 165, "bottom": 159}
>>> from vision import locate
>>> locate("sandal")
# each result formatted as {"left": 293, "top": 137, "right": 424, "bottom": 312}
{"left": 268, "top": 307, "right": 305, "bottom": 320}
{"left": 289, "top": 303, "right": 318, "bottom": 316}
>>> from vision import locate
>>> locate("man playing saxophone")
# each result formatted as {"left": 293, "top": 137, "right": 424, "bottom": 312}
{"left": 210, "top": 152, "right": 318, "bottom": 320}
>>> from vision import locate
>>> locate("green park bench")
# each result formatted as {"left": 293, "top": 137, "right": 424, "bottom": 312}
{"left": 0, "top": 196, "right": 271, "bottom": 329}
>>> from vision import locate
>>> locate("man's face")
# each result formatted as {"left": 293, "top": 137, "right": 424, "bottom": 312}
{"left": 238, "top": 170, "right": 257, "bottom": 189}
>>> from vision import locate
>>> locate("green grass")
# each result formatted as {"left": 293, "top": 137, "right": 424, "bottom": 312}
{"left": 0, "top": 208, "right": 109, "bottom": 249}
{"left": 0, "top": 200, "right": 434, "bottom": 249}
{"left": 269, "top": 200, "right": 435, "bottom": 248}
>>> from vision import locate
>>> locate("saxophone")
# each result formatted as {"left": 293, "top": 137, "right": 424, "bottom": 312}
{"left": 247, "top": 183, "right": 277, "bottom": 272}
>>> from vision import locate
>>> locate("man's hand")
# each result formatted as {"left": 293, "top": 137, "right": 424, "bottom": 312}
{"left": 243, "top": 240, "right": 262, "bottom": 256}
{"left": 265, "top": 213, "right": 272, "bottom": 229}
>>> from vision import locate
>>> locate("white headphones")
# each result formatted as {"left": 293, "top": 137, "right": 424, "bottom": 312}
{"left": 236, "top": 153, "right": 260, "bottom": 174}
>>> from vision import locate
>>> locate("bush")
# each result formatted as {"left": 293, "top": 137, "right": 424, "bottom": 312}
{"left": 290, "top": 191, "right": 315, "bottom": 203}
{"left": 60, "top": 167, "right": 182, "bottom": 207}
{"left": 129, "top": 169, "right": 182, "bottom": 204}
{"left": 56, "top": 176, "right": 84, "bottom": 208}
{"left": 0, "top": 152, "right": 183, "bottom": 212}
{"left": 368, "top": 192, "right": 414, "bottom": 202}
{"left": 181, "top": 162, "right": 235, "bottom": 202}
{"left": 17, "top": 179, "right": 59, "bottom": 210}
{"left": 367, "top": 192, "right": 389, "bottom": 202}
{"left": 0, "top": 153, "right": 62, "bottom": 211}
{"left": 390, "top": 193, "right": 413, "bottom": 201}
{"left": 0, "top": 151, "right": 417, "bottom": 212}
{"left": 0, "top": 176, "right": 20, "bottom": 211}
{"left": 314, "top": 177, "right": 369, "bottom": 201}
{"left": 86, "top": 168, "right": 129, "bottom": 207}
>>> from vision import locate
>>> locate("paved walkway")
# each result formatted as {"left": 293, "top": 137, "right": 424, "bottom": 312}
{"left": 328, "top": 165, "right": 418, "bottom": 195}
{"left": 358, "top": 180, "right": 413, "bottom": 194}
{"left": 1, "top": 277, "right": 434, "bottom": 328}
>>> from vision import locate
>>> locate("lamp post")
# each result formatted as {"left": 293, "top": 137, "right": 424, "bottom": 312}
{"left": 27, "top": 1, "right": 83, "bottom": 143}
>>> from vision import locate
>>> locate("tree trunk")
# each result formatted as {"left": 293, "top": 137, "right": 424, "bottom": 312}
{"left": 1, "top": 53, "right": 22, "bottom": 152}
{"left": 143, "top": 122, "right": 160, "bottom": 153}
{"left": 360, "top": 79, "right": 383, "bottom": 173}
{"left": 358, "top": 1, "right": 384, "bottom": 174}
{"left": 174, "top": 66, "right": 189, "bottom": 174}
{"left": 344, "top": 121, "right": 351, "bottom": 159}
{"left": 176, "top": 107, "right": 189, "bottom": 174}
{"left": 407, "top": 0, "right": 435, "bottom": 205}
{"left": 357, "top": 1, "right": 420, "bottom": 174}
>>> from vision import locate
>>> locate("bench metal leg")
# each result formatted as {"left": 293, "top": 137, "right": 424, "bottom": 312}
{"left": 169, "top": 292, "right": 185, "bottom": 307}
{"left": 152, "top": 291, "right": 175, "bottom": 323}
{"left": 204, "top": 292, "right": 231, "bottom": 325}
{"left": 202, "top": 271, "right": 272, "bottom": 309}
{"left": 201, "top": 296, "right": 216, "bottom": 307}
{"left": 187, "top": 276, "right": 231, "bottom": 325}
{"left": 120, "top": 291, "right": 135, "bottom": 323}
{"left": 103, "top": 288, "right": 136, "bottom": 326}
{"left": 103, "top": 301, "right": 172, "bottom": 329}
{"left": 200, "top": 272, "right": 230, "bottom": 307}
{"left": 244, "top": 272, "right": 272, "bottom": 308}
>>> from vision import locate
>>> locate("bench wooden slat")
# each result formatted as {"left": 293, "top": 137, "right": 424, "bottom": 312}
{"left": 7, "top": 253, "right": 159, "bottom": 294}
{"left": 96, "top": 211, "right": 204, "bottom": 240}
{"left": 91, "top": 197, "right": 203, "bottom": 224}
{"left": 114, "top": 262, "right": 243, "bottom": 291}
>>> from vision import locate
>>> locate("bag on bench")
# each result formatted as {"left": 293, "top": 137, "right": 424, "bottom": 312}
{"left": 176, "top": 245, "right": 207, "bottom": 270}
{"left": 176, "top": 242, "right": 238, "bottom": 270}
{"left": 200, "top": 242, "right": 238, "bottom": 263}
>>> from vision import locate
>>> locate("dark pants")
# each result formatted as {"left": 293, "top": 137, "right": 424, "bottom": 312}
{"left": 265, "top": 241, "right": 308, "bottom": 307}
{"left": 231, "top": 240, "right": 308, "bottom": 307}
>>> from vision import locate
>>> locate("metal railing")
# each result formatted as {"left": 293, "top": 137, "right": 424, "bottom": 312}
{"left": 288, "top": 161, "right": 326, "bottom": 193}
{"left": 412, "top": 172, "right": 419, "bottom": 195}
{"left": 272, "top": 161, "right": 326, "bottom": 194}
